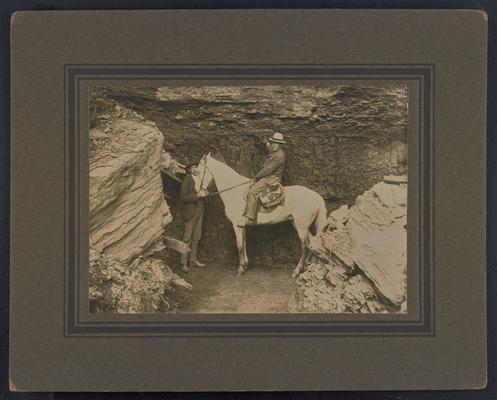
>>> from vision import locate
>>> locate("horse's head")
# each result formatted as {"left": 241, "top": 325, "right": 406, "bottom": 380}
{"left": 197, "top": 152, "right": 214, "bottom": 191}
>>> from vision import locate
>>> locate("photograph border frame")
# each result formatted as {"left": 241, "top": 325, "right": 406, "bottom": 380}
{"left": 66, "top": 64, "right": 433, "bottom": 338}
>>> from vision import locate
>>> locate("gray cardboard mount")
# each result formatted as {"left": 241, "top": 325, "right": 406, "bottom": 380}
{"left": 10, "top": 10, "right": 487, "bottom": 391}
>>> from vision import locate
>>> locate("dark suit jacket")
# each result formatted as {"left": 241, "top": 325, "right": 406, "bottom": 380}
{"left": 255, "top": 148, "right": 286, "bottom": 180}
{"left": 180, "top": 174, "right": 203, "bottom": 220}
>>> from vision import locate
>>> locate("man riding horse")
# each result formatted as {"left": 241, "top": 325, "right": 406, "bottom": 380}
{"left": 241, "top": 132, "right": 287, "bottom": 226}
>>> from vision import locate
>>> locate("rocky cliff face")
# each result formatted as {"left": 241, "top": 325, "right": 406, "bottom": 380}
{"left": 99, "top": 85, "right": 408, "bottom": 266}
{"left": 89, "top": 94, "right": 190, "bottom": 313}
{"left": 89, "top": 103, "right": 172, "bottom": 262}
{"left": 290, "top": 176, "right": 407, "bottom": 313}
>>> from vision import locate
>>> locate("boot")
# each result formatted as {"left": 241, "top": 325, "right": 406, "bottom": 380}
{"left": 180, "top": 264, "right": 190, "bottom": 273}
{"left": 189, "top": 241, "right": 206, "bottom": 268}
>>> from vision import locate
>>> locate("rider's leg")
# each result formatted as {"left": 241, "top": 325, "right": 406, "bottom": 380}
{"left": 244, "top": 179, "right": 267, "bottom": 223}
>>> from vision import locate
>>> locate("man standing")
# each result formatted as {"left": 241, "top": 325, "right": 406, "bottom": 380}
{"left": 180, "top": 160, "right": 208, "bottom": 273}
{"left": 242, "top": 132, "right": 287, "bottom": 226}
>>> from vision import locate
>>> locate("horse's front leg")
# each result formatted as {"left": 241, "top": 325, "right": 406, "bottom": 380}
{"left": 233, "top": 225, "right": 248, "bottom": 275}
{"left": 292, "top": 229, "right": 310, "bottom": 278}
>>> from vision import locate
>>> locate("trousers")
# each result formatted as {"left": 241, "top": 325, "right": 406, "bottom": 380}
{"left": 245, "top": 176, "right": 279, "bottom": 221}
{"left": 180, "top": 202, "right": 204, "bottom": 265}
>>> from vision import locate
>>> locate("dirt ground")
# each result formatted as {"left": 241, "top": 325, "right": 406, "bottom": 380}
{"left": 175, "top": 262, "right": 297, "bottom": 313}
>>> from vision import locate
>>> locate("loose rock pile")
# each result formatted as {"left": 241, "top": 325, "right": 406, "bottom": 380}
{"left": 290, "top": 176, "right": 407, "bottom": 313}
{"left": 89, "top": 252, "right": 191, "bottom": 313}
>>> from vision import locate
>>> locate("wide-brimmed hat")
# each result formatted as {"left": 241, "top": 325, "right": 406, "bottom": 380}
{"left": 183, "top": 160, "right": 199, "bottom": 170}
{"left": 268, "top": 132, "right": 286, "bottom": 144}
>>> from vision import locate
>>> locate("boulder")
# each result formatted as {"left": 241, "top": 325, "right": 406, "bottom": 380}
{"left": 89, "top": 106, "right": 172, "bottom": 263}
{"left": 349, "top": 180, "right": 407, "bottom": 306}
{"left": 291, "top": 177, "right": 407, "bottom": 313}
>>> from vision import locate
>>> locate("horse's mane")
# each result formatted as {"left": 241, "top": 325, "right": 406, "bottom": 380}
{"left": 206, "top": 156, "right": 248, "bottom": 190}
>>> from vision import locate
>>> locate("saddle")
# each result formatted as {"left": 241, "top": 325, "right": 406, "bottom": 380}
{"left": 258, "top": 183, "right": 285, "bottom": 212}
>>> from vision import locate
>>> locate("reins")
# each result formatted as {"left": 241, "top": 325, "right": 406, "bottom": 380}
{"left": 199, "top": 162, "right": 254, "bottom": 198}
{"left": 205, "top": 179, "right": 255, "bottom": 197}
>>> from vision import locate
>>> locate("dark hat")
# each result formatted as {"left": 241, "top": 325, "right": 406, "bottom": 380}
{"left": 184, "top": 161, "right": 199, "bottom": 169}
{"left": 183, "top": 160, "right": 200, "bottom": 172}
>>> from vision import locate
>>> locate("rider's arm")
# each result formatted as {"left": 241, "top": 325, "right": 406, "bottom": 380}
{"left": 255, "top": 152, "right": 283, "bottom": 179}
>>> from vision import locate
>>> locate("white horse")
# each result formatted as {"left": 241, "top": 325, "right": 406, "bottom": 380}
{"left": 197, "top": 153, "right": 327, "bottom": 277}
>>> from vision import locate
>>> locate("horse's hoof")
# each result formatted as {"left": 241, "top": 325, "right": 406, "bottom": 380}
{"left": 237, "top": 267, "right": 247, "bottom": 275}
{"left": 292, "top": 270, "right": 300, "bottom": 278}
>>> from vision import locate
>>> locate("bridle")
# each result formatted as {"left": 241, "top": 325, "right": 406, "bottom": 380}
{"left": 199, "top": 155, "right": 208, "bottom": 191}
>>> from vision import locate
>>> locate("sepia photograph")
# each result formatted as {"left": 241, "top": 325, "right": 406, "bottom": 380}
{"left": 88, "top": 85, "right": 408, "bottom": 314}
{"left": 7, "top": 8, "right": 491, "bottom": 392}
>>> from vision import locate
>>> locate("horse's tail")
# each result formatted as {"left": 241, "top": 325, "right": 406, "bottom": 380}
{"left": 313, "top": 196, "right": 328, "bottom": 234}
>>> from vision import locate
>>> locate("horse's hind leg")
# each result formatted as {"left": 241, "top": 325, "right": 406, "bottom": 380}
{"left": 233, "top": 225, "right": 248, "bottom": 275}
{"left": 292, "top": 227, "right": 310, "bottom": 278}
